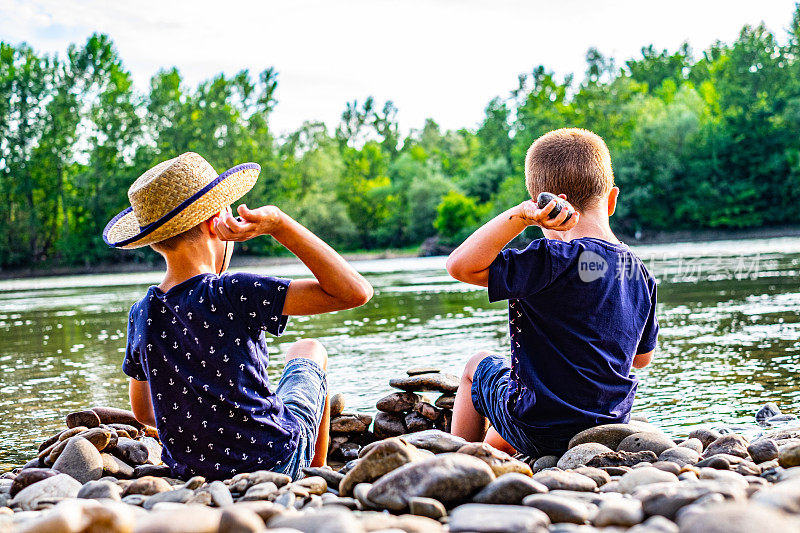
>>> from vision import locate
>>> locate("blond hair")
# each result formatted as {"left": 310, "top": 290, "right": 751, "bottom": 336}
{"left": 525, "top": 128, "right": 614, "bottom": 211}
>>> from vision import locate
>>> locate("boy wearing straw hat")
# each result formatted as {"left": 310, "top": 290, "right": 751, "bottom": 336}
{"left": 104, "top": 152, "right": 373, "bottom": 480}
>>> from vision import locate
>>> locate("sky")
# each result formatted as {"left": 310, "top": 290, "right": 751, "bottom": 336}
{"left": 0, "top": 0, "right": 797, "bottom": 136}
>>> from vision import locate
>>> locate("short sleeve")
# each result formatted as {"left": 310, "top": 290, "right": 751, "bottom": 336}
{"left": 122, "top": 307, "right": 148, "bottom": 381}
{"left": 222, "top": 272, "right": 290, "bottom": 335}
{"left": 488, "top": 239, "right": 553, "bottom": 302}
{"left": 636, "top": 279, "right": 659, "bottom": 354}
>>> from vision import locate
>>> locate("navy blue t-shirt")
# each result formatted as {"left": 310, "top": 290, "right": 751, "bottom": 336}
{"left": 123, "top": 272, "right": 299, "bottom": 479}
{"left": 488, "top": 237, "right": 658, "bottom": 431}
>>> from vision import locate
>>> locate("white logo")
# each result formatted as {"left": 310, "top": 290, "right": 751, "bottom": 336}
{"left": 578, "top": 250, "right": 608, "bottom": 283}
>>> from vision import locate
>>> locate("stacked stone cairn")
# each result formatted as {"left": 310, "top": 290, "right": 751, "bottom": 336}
{"left": 5, "top": 399, "right": 800, "bottom": 531}
{"left": 328, "top": 367, "right": 457, "bottom": 463}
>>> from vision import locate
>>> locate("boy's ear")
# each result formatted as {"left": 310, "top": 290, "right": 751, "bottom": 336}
{"left": 206, "top": 208, "right": 228, "bottom": 237}
{"left": 608, "top": 187, "right": 619, "bottom": 216}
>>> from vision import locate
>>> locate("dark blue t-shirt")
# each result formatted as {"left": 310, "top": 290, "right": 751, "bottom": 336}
{"left": 488, "top": 237, "right": 658, "bottom": 431}
{"left": 123, "top": 272, "right": 299, "bottom": 479}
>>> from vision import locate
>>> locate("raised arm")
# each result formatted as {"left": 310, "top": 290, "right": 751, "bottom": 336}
{"left": 446, "top": 198, "right": 579, "bottom": 287}
{"left": 214, "top": 204, "right": 373, "bottom": 315}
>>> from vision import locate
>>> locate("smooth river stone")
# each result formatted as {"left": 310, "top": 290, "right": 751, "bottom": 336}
{"left": 10, "top": 473, "right": 81, "bottom": 511}
{"left": 398, "top": 429, "right": 468, "bottom": 453}
{"left": 434, "top": 394, "right": 455, "bottom": 409}
{"left": 302, "top": 466, "right": 344, "bottom": 491}
{"left": 472, "top": 472, "right": 549, "bottom": 505}
{"left": 748, "top": 439, "right": 779, "bottom": 464}
{"left": 777, "top": 442, "right": 800, "bottom": 468}
{"left": 376, "top": 392, "right": 420, "bottom": 413}
{"left": 134, "top": 464, "right": 172, "bottom": 478}
{"left": 389, "top": 373, "right": 459, "bottom": 393}
{"left": 52, "top": 436, "right": 103, "bottom": 484}
{"left": 268, "top": 506, "right": 363, "bottom": 532}
{"left": 77, "top": 479, "right": 122, "bottom": 501}
{"left": 373, "top": 412, "right": 407, "bottom": 439}
{"left": 557, "top": 442, "right": 613, "bottom": 470}
{"left": 134, "top": 504, "right": 222, "bottom": 533}
{"left": 688, "top": 428, "right": 722, "bottom": 449}
{"left": 617, "top": 432, "right": 676, "bottom": 456}
{"left": 618, "top": 467, "right": 678, "bottom": 494}
{"left": 405, "top": 411, "right": 434, "bottom": 432}
{"left": 340, "top": 437, "right": 428, "bottom": 496}
{"left": 593, "top": 498, "right": 644, "bottom": 527}
{"left": 522, "top": 493, "right": 593, "bottom": 524}
{"left": 142, "top": 487, "right": 193, "bottom": 510}
{"left": 449, "top": 503, "right": 550, "bottom": 533}
{"left": 532, "top": 470, "right": 597, "bottom": 492}
{"left": 123, "top": 475, "right": 173, "bottom": 496}
{"left": 571, "top": 466, "right": 611, "bottom": 487}
{"left": 66, "top": 410, "right": 101, "bottom": 429}
{"left": 457, "top": 442, "right": 533, "bottom": 477}
{"left": 218, "top": 506, "right": 264, "bottom": 533}
{"left": 756, "top": 403, "right": 782, "bottom": 425}
{"left": 568, "top": 424, "right": 645, "bottom": 450}
{"left": 330, "top": 413, "right": 373, "bottom": 434}
{"left": 678, "top": 438, "right": 705, "bottom": 454}
{"left": 678, "top": 501, "right": 799, "bottom": 533}
{"left": 704, "top": 434, "right": 750, "bottom": 459}
{"left": 367, "top": 453, "right": 495, "bottom": 511}
{"left": 9, "top": 469, "right": 57, "bottom": 497}
{"left": 414, "top": 401, "right": 440, "bottom": 421}
{"left": 329, "top": 392, "right": 346, "bottom": 418}
{"left": 108, "top": 423, "right": 139, "bottom": 439}
{"left": 91, "top": 406, "right": 143, "bottom": 429}
{"left": 659, "top": 447, "right": 701, "bottom": 467}
{"left": 408, "top": 496, "right": 447, "bottom": 520}
{"left": 101, "top": 453, "right": 134, "bottom": 478}
{"left": 406, "top": 366, "right": 441, "bottom": 376}
{"left": 113, "top": 437, "right": 149, "bottom": 465}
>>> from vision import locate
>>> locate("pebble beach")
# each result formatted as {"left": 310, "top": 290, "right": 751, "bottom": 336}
{"left": 3, "top": 367, "right": 800, "bottom": 533}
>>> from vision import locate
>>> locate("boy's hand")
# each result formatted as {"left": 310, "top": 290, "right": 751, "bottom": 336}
{"left": 513, "top": 196, "right": 579, "bottom": 231}
{"left": 214, "top": 204, "right": 284, "bottom": 241}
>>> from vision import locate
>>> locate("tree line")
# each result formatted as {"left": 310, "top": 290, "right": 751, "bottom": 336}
{"left": 2, "top": 6, "right": 800, "bottom": 269}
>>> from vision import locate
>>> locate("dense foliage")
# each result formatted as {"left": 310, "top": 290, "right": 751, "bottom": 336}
{"left": 2, "top": 7, "right": 800, "bottom": 269}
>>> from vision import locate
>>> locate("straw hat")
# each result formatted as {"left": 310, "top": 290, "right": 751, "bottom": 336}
{"left": 103, "top": 152, "right": 260, "bottom": 249}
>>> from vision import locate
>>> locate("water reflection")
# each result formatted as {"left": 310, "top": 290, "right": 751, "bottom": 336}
{"left": 0, "top": 237, "right": 799, "bottom": 467}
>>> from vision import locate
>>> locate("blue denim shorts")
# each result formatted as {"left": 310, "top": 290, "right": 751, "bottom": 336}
{"left": 471, "top": 354, "right": 577, "bottom": 458}
{"left": 273, "top": 358, "right": 327, "bottom": 480}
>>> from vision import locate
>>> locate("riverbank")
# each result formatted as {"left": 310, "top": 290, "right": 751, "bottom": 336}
{"left": 3, "top": 368, "right": 800, "bottom": 532}
{"left": 3, "top": 225, "right": 800, "bottom": 281}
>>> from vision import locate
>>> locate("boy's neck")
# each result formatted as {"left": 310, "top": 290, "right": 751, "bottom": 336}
{"left": 544, "top": 207, "right": 620, "bottom": 244}
{"left": 159, "top": 244, "right": 221, "bottom": 293}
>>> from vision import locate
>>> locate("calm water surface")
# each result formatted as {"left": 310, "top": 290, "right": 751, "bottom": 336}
{"left": 1, "top": 237, "right": 799, "bottom": 467}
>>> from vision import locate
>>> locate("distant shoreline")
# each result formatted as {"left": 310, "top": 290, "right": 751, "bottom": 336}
{"left": 2, "top": 225, "right": 799, "bottom": 281}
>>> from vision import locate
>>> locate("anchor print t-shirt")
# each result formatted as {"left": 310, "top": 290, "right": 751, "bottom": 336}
{"left": 122, "top": 272, "right": 299, "bottom": 480}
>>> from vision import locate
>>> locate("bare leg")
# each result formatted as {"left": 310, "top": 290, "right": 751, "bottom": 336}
{"left": 451, "top": 351, "right": 492, "bottom": 442}
{"left": 285, "top": 339, "right": 329, "bottom": 467}
{"left": 485, "top": 426, "right": 516, "bottom": 455}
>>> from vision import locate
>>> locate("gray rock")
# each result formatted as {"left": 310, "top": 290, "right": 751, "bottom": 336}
{"left": 704, "top": 434, "right": 749, "bottom": 459}
{"left": 571, "top": 467, "right": 611, "bottom": 487}
{"left": 353, "top": 482, "right": 376, "bottom": 510}
{"left": 183, "top": 476, "right": 206, "bottom": 490}
{"left": 340, "top": 437, "right": 428, "bottom": 496}
{"left": 52, "top": 436, "right": 103, "bottom": 484}
{"left": 142, "top": 487, "right": 193, "bottom": 510}
{"left": 557, "top": 443, "right": 613, "bottom": 470}
{"left": 629, "top": 515, "right": 679, "bottom": 533}
{"left": 413, "top": 401, "right": 440, "bottom": 421}
{"left": 373, "top": 411, "right": 407, "bottom": 439}
{"left": 241, "top": 481, "right": 278, "bottom": 501}
{"left": 457, "top": 442, "right": 533, "bottom": 477}
{"left": 389, "top": 373, "right": 459, "bottom": 393}
{"left": 752, "top": 476, "right": 800, "bottom": 513}
{"left": 10, "top": 473, "right": 81, "bottom": 511}
{"left": 101, "top": 453, "right": 134, "bottom": 478}
{"left": 330, "top": 392, "right": 346, "bottom": 418}
{"left": 678, "top": 438, "right": 704, "bottom": 454}
{"left": 367, "top": 452, "right": 495, "bottom": 511}
{"left": 121, "top": 493, "right": 150, "bottom": 506}
{"left": 748, "top": 439, "right": 779, "bottom": 464}
{"left": 407, "top": 366, "right": 441, "bottom": 376}
{"left": 688, "top": 428, "right": 721, "bottom": 449}
{"left": 77, "top": 479, "right": 122, "bottom": 500}
{"left": 268, "top": 506, "right": 365, "bottom": 533}
{"left": 522, "top": 493, "right": 592, "bottom": 524}
{"left": 274, "top": 490, "right": 295, "bottom": 508}
{"left": 449, "top": 503, "right": 550, "bottom": 532}
{"left": 113, "top": 437, "right": 149, "bottom": 465}
{"left": 66, "top": 410, "right": 101, "bottom": 429}
{"left": 658, "top": 447, "right": 700, "bottom": 467}
{"left": 593, "top": 498, "right": 644, "bottom": 527}
{"left": 131, "top": 504, "right": 222, "bottom": 533}
{"left": 398, "top": 429, "right": 468, "bottom": 453}
{"left": 90, "top": 406, "right": 143, "bottom": 429}
{"left": 218, "top": 506, "right": 264, "bottom": 533}
{"left": 330, "top": 413, "right": 373, "bottom": 434}
{"left": 587, "top": 450, "right": 658, "bottom": 467}
{"left": 778, "top": 442, "right": 800, "bottom": 468}
{"left": 677, "top": 501, "right": 799, "bottom": 532}
{"left": 122, "top": 475, "right": 173, "bottom": 496}
{"left": 133, "top": 464, "right": 171, "bottom": 478}
{"left": 204, "top": 480, "right": 233, "bottom": 507}
{"left": 140, "top": 436, "right": 163, "bottom": 464}
{"left": 357, "top": 511, "right": 446, "bottom": 532}
{"left": 405, "top": 411, "right": 434, "bottom": 432}
{"left": 532, "top": 455, "right": 559, "bottom": 472}
{"left": 756, "top": 403, "right": 782, "bottom": 426}
{"left": 409, "top": 496, "right": 447, "bottom": 519}
{"left": 636, "top": 479, "right": 747, "bottom": 520}
{"left": 568, "top": 424, "right": 645, "bottom": 450}
{"left": 472, "top": 472, "right": 549, "bottom": 504}
{"left": 618, "top": 467, "right": 678, "bottom": 493}
{"left": 617, "top": 432, "right": 676, "bottom": 456}
{"left": 532, "top": 470, "right": 597, "bottom": 492}
{"left": 302, "top": 467, "right": 344, "bottom": 491}
{"left": 376, "top": 392, "right": 420, "bottom": 413}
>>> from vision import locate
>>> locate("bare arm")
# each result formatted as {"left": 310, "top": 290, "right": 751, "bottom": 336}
{"left": 446, "top": 197, "right": 579, "bottom": 286}
{"left": 632, "top": 350, "right": 654, "bottom": 369}
{"left": 214, "top": 204, "right": 373, "bottom": 315}
{"left": 129, "top": 378, "right": 156, "bottom": 426}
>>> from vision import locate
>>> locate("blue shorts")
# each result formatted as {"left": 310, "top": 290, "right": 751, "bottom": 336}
{"left": 471, "top": 354, "right": 577, "bottom": 457}
{"left": 273, "top": 358, "right": 327, "bottom": 480}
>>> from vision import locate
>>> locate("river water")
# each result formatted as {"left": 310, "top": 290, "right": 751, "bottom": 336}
{"left": 1, "top": 237, "right": 799, "bottom": 468}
